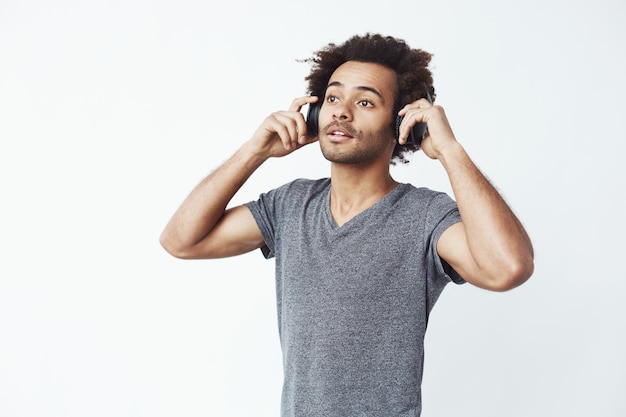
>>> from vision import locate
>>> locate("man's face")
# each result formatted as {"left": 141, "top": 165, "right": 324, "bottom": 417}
{"left": 318, "top": 61, "right": 398, "bottom": 165}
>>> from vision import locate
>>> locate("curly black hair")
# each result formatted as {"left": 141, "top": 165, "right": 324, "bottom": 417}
{"left": 302, "top": 33, "right": 436, "bottom": 164}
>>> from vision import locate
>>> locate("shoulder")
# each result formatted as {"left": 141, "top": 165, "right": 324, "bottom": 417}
{"left": 283, "top": 177, "right": 330, "bottom": 193}
{"left": 394, "top": 183, "right": 443, "bottom": 197}
{"left": 247, "top": 178, "right": 330, "bottom": 213}
{"left": 394, "top": 183, "right": 457, "bottom": 210}
{"left": 264, "top": 178, "right": 330, "bottom": 200}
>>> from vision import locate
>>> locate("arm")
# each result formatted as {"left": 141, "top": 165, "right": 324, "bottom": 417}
{"left": 160, "top": 96, "right": 319, "bottom": 259}
{"left": 398, "top": 101, "right": 534, "bottom": 291}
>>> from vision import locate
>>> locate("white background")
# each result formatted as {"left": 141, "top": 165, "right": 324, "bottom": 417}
{"left": 1, "top": 0, "right": 625, "bottom": 416}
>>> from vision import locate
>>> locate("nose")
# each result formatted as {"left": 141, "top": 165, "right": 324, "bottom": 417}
{"left": 332, "top": 102, "right": 352, "bottom": 121}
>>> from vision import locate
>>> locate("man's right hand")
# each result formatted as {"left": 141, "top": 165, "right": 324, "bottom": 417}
{"left": 245, "top": 95, "right": 320, "bottom": 159}
{"left": 160, "top": 95, "right": 322, "bottom": 260}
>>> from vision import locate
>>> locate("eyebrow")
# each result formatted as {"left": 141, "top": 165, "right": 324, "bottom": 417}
{"left": 326, "top": 81, "right": 386, "bottom": 104}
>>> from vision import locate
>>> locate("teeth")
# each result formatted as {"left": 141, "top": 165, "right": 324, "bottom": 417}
{"left": 332, "top": 131, "right": 346, "bottom": 136}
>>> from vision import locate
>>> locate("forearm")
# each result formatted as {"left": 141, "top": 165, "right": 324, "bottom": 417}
{"left": 160, "top": 142, "right": 267, "bottom": 255}
{"left": 439, "top": 142, "right": 534, "bottom": 285}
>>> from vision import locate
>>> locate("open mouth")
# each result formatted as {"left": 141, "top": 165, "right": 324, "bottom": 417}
{"left": 326, "top": 124, "right": 356, "bottom": 141}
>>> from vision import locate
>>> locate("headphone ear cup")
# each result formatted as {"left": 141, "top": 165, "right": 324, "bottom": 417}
{"left": 396, "top": 88, "right": 432, "bottom": 148}
{"left": 306, "top": 102, "right": 321, "bottom": 136}
{"left": 396, "top": 114, "right": 417, "bottom": 144}
{"left": 397, "top": 114, "right": 425, "bottom": 147}
{"left": 395, "top": 115, "right": 403, "bottom": 142}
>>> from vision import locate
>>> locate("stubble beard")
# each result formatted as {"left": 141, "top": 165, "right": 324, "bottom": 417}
{"left": 319, "top": 122, "right": 395, "bottom": 165}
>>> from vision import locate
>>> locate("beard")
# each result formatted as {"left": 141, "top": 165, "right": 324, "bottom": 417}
{"left": 319, "top": 121, "right": 395, "bottom": 165}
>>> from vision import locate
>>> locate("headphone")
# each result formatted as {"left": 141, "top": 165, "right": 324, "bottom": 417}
{"left": 306, "top": 87, "right": 433, "bottom": 148}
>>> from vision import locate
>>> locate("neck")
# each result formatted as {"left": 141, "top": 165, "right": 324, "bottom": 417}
{"left": 329, "top": 162, "right": 398, "bottom": 226}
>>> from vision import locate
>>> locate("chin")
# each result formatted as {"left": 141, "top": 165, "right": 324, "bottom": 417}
{"left": 319, "top": 130, "right": 394, "bottom": 165}
{"left": 320, "top": 145, "right": 379, "bottom": 165}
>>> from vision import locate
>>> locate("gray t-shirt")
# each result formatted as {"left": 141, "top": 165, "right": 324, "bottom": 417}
{"left": 245, "top": 178, "right": 464, "bottom": 417}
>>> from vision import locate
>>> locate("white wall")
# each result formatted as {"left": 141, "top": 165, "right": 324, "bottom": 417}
{"left": 1, "top": 0, "right": 625, "bottom": 415}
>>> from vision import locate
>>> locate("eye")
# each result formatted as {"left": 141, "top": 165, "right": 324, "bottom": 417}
{"left": 327, "top": 95, "right": 339, "bottom": 103}
{"left": 358, "top": 99, "right": 374, "bottom": 107}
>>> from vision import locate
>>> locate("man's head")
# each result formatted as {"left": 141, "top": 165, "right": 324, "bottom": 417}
{"left": 304, "top": 33, "right": 435, "bottom": 164}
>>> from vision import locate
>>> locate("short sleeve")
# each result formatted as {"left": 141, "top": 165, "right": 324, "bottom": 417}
{"left": 426, "top": 193, "right": 465, "bottom": 285}
{"left": 245, "top": 189, "right": 279, "bottom": 259}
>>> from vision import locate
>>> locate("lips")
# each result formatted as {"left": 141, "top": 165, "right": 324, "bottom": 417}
{"left": 325, "top": 123, "right": 356, "bottom": 140}
{"left": 329, "top": 127, "right": 351, "bottom": 137}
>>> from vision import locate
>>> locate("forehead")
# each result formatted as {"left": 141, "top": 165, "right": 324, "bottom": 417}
{"left": 328, "top": 61, "right": 397, "bottom": 102}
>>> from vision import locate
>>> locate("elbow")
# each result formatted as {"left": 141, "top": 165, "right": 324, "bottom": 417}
{"left": 159, "top": 231, "right": 227, "bottom": 260}
{"left": 159, "top": 232, "right": 194, "bottom": 260}
{"left": 486, "top": 255, "right": 535, "bottom": 292}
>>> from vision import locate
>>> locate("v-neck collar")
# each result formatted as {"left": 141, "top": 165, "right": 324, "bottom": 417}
{"left": 324, "top": 182, "right": 404, "bottom": 230}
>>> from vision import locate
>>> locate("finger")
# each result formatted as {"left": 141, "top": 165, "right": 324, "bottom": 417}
{"left": 288, "top": 95, "right": 319, "bottom": 112}
{"left": 274, "top": 123, "right": 297, "bottom": 151}
{"left": 281, "top": 106, "right": 311, "bottom": 144}
{"left": 397, "top": 97, "right": 433, "bottom": 116}
{"left": 278, "top": 112, "right": 304, "bottom": 150}
{"left": 284, "top": 113, "right": 303, "bottom": 146}
{"left": 265, "top": 113, "right": 293, "bottom": 151}
{"left": 295, "top": 113, "right": 310, "bottom": 143}
{"left": 397, "top": 109, "right": 426, "bottom": 144}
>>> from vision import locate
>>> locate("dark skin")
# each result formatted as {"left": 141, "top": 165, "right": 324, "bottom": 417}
{"left": 160, "top": 61, "right": 534, "bottom": 291}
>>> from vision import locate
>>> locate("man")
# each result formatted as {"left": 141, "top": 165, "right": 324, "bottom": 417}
{"left": 160, "top": 33, "right": 534, "bottom": 417}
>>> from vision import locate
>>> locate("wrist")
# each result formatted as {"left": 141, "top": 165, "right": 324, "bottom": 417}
{"left": 437, "top": 141, "right": 467, "bottom": 171}
{"left": 239, "top": 140, "right": 271, "bottom": 166}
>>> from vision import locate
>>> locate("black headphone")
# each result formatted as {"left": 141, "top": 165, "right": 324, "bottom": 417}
{"left": 306, "top": 87, "right": 433, "bottom": 148}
